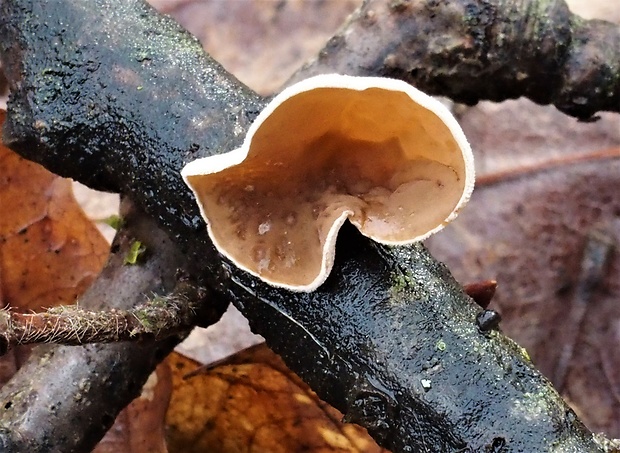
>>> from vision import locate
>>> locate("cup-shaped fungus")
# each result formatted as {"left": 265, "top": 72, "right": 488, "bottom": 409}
{"left": 182, "top": 74, "right": 474, "bottom": 292}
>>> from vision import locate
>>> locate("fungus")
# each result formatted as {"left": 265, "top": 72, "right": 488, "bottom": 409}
{"left": 182, "top": 74, "right": 474, "bottom": 291}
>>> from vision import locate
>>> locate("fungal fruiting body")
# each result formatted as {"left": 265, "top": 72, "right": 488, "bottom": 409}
{"left": 182, "top": 74, "right": 474, "bottom": 292}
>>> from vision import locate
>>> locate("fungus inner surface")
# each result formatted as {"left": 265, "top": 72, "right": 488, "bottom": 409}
{"left": 185, "top": 87, "right": 466, "bottom": 289}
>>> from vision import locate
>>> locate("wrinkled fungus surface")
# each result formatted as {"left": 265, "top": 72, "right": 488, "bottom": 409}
{"left": 183, "top": 75, "right": 473, "bottom": 291}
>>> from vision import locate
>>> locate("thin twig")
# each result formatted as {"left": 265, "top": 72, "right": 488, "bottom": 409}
{"left": 0, "top": 280, "right": 210, "bottom": 355}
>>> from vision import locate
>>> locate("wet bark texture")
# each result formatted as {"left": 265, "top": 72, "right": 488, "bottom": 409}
{"left": 291, "top": 0, "right": 620, "bottom": 120}
{"left": 0, "top": 199, "right": 196, "bottom": 452}
{"left": 0, "top": 0, "right": 618, "bottom": 452}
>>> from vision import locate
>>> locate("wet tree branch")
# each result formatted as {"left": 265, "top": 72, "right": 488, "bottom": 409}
{"left": 0, "top": 199, "right": 227, "bottom": 452}
{"left": 0, "top": 0, "right": 618, "bottom": 452}
{"left": 291, "top": 0, "right": 620, "bottom": 120}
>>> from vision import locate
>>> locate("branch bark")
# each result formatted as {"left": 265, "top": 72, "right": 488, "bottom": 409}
{"left": 0, "top": 0, "right": 617, "bottom": 451}
{"left": 0, "top": 198, "right": 225, "bottom": 452}
{"left": 291, "top": 0, "right": 620, "bottom": 120}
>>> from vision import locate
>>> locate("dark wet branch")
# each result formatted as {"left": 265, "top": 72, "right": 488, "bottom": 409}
{"left": 0, "top": 0, "right": 617, "bottom": 452}
{"left": 291, "top": 0, "right": 620, "bottom": 120}
{"left": 0, "top": 199, "right": 228, "bottom": 453}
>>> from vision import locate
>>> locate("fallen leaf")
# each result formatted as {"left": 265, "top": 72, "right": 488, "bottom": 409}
{"left": 94, "top": 361, "right": 172, "bottom": 453}
{"left": 165, "top": 345, "right": 388, "bottom": 453}
{"left": 0, "top": 111, "right": 109, "bottom": 310}
{"left": 0, "top": 108, "right": 110, "bottom": 383}
{"left": 0, "top": 110, "right": 172, "bottom": 450}
{"left": 457, "top": 99, "right": 620, "bottom": 179}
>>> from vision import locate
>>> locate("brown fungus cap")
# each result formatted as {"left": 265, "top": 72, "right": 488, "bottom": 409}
{"left": 182, "top": 74, "right": 474, "bottom": 291}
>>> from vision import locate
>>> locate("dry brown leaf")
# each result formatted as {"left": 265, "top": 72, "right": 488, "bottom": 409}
{"left": 94, "top": 361, "right": 173, "bottom": 453}
{"left": 0, "top": 111, "right": 109, "bottom": 310}
{"left": 166, "top": 345, "right": 388, "bottom": 453}
{"left": 458, "top": 100, "right": 620, "bottom": 178}
{"left": 0, "top": 109, "right": 110, "bottom": 384}
{"left": 426, "top": 148, "right": 620, "bottom": 437}
{"left": 0, "top": 111, "right": 172, "bottom": 450}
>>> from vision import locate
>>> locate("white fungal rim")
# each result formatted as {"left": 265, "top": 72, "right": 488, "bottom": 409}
{"left": 182, "top": 74, "right": 475, "bottom": 292}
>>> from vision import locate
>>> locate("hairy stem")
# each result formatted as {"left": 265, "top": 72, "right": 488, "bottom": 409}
{"left": 0, "top": 281, "right": 212, "bottom": 354}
